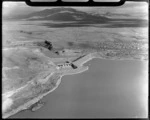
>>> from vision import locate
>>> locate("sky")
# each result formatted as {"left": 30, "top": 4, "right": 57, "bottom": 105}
{"left": 2, "top": 1, "right": 148, "bottom": 19}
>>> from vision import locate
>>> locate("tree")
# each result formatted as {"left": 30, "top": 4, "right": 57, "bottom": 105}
{"left": 44, "top": 40, "right": 53, "bottom": 50}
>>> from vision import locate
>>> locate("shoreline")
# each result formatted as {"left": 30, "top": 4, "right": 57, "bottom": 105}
{"left": 3, "top": 50, "right": 147, "bottom": 118}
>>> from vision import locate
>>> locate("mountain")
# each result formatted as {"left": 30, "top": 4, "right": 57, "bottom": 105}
{"left": 4, "top": 7, "right": 110, "bottom": 23}
{"left": 3, "top": 7, "right": 147, "bottom": 28}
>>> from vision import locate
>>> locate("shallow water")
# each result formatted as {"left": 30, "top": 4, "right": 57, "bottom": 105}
{"left": 10, "top": 58, "right": 148, "bottom": 118}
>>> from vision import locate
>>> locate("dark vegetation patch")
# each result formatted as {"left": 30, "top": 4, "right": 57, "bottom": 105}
{"left": 78, "top": 43, "right": 92, "bottom": 49}
{"left": 19, "top": 30, "right": 33, "bottom": 35}
{"left": 37, "top": 19, "right": 147, "bottom": 28}
{"left": 35, "top": 40, "right": 53, "bottom": 51}
{"left": 77, "top": 42, "right": 99, "bottom": 50}
{"left": 67, "top": 42, "right": 74, "bottom": 47}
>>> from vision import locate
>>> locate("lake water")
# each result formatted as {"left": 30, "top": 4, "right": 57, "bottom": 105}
{"left": 10, "top": 58, "right": 148, "bottom": 118}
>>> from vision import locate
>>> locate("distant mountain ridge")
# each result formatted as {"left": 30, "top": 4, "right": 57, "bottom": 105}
{"left": 3, "top": 7, "right": 147, "bottom": 28}
{"left": 4, "top": 7, "right": 110, "bottom": 22}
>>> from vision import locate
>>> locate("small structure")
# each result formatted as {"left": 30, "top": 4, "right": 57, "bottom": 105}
{"left": 70, "top": 63, "right": 77, "bottom": 69}
{"left": 57, "top": 61, "right": 77, "bottom": 69}
{"left": 57, "top": 63, "right": 71, "bottom": 69}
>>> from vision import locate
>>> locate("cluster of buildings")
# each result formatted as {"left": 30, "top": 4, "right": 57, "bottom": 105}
{"left": 57, "top": 61, "right": 77, "bottom": 69}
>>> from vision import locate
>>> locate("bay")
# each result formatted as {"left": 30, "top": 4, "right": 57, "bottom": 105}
{"left": 11, "top": 58, "right": 148, "bottom": 118}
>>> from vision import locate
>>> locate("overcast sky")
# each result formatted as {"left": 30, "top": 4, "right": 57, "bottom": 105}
{"left": 2, "top": 1, "right": 148, "bottom": 19}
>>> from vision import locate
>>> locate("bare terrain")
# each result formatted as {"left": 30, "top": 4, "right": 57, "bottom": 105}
{"left": 2, "top": 6, "right": 148, "bottom": 118}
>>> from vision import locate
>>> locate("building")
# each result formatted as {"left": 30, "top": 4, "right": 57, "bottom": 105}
{"left": 57, "top": 62, "right": 78, "bottom": 69}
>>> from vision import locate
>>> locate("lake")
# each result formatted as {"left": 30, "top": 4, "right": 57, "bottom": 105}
{"left": 11, "top": 58, "right": 148, "bottom": 118}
